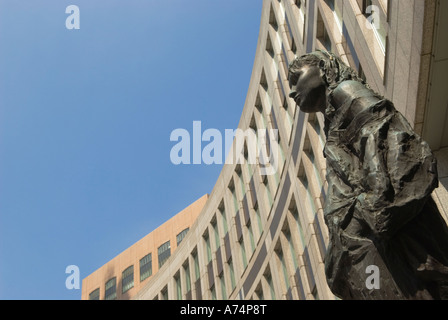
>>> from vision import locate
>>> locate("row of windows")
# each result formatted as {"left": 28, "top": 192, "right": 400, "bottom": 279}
{"left": 88, "top": 228, "right": 190, "bottom": 299}
{"left": 320, "top": 0, "right": 389, "bottom": 80}
{"left": 251, "top": 3, "right": 328, "bottom": 299}
{"left": 249, "top": 95, "right": 329, "bottom": 300}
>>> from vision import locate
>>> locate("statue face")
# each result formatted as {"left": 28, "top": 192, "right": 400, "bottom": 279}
{"left": 288, "top": 64, "right": 327, "bottom": 114}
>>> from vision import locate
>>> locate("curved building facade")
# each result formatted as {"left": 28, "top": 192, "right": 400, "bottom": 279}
{"left": 84, "top": 0, "right": 448, "bottom": 300}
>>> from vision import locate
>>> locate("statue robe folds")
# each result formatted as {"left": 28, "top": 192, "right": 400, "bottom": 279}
{"left": 323, "top": 96, "right": 448, "bottom": 299}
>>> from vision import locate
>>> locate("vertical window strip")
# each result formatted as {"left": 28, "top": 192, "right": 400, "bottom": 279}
{"left": 140, "top": 253, "right": 152, "bottom": 282}
{"left": 278, "top": 249, "right": 290, "bottom": 290}
{"left": 176, "top": 228, "right": 190, "bottom": 246}
{"left": 286, "top": 230, "right": 299, "bottom": 271}
{"left": 240, "top": 238, "right": 248, "bottom": 269}
{"left": 122, "top": 265, "right": 134, "bottom": 294}
{"left": 220, "top": 273, "right": 227, "bottom": 299}
{"left": 212, "top": 221, "right": 220, "bottom": 249}
{"left": 238, "top": 170, "right": 246, "bottom": 197}
{"left": 193, "top": 251, "right": 200, "bottom": 281}
{"left": 313, "top": 116, "right": 326, "bottom": 148}
{"left": 229, "top": 259, "right": 236, "bottom": 290}
{"left": 292, "top": 207, "right": 306, "bottom": 251}
{"left": 105, "top": 277, "right": 117, "bottom": 300}
{"left": 162, "top": 287, "right": 168, "bottom": 300}
{"left": 175, "top": 274, "right": 182, "bottom": 300}
{"left": 89, "top": 288, "right": 100, "bottom": 300}
{"left": 184, "top": 263, "right": 191, "bottom": 293}
{"left": 248, "top": 223, "right": 256, "bottom": 254}
{"left": 301, "top": 175, "right": 317, "bottom": 218}
{"left": 265, "top": 178, "right": 273, "bottom": 208}
{"left": 158, "top": 241, "right": 171, "bottom": 269}
{"left": 246, "top": 155, "right": 254, "bottom": 179}
{"left": 255, "top": 206, "right": 263, "bottom": 235}
{"left": 312, "top": 285, "right": 320, "bottom": 300}
{"left": 266, "top": 273, "right": 276, "bottom": 300}
{"left": 204, "top": 233, "right": 212, "bottom": 263}
{"left": 306, "top": 150, "right": 323, "bottom": 201}
{"left": 211, "top": 285, "right": 217, "bottom": 300}
{"left": 230, "top": 184, "right": 239, "bottom": 214}
{"left": 221, "top": 207, "right": 228, "bottom": 234}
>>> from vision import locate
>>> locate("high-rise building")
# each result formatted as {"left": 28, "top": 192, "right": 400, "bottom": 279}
{"left": 81, "top": 195, "right": 208, "bottom": 300}
{"left": 82, "top": 0, "right": 448, "bottom": 300}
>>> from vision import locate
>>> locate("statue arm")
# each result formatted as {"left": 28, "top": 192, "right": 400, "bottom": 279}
{"left": 355, "top": 101, "right": 438, "bottom": 238}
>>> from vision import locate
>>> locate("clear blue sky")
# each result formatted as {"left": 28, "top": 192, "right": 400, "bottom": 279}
{"left": 0, "top": 0, "right": 261, "bottom": 300}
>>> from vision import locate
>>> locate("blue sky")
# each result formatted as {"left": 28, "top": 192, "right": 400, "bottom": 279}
{"left": 0, "top": 0, "right": 261, "bottom": 299}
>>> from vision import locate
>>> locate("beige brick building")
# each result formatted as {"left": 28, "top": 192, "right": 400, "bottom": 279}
{"left": 81, "top": 195, "right": 208, "bottom": 300}
{"left": 82, "top": 0, "right": 448, "bottom": 300}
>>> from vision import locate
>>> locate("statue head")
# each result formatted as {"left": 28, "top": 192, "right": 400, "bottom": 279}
{"left": 288, "top": 50, "right": 366, "bottom": 114}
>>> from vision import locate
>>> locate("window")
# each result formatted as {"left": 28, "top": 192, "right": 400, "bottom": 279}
{"left": 158, "top": 241, "right": 171, "bottom": 268}
{"left": 295, "top": 0, "right": 306, "bottom": 9}
{"left": 265, "top": 271, "right": 276, "bottom": 299}
{"left": 140, "top": 253, "right": 152, "bottom": 282}
{"left": 204, "top": 232, "right": 212, "bottom": 263}
{"left": 122, "top": 265, "right": 134, "bottom": 294}
{"left": 263, "top": 175, "right": 273, "bottom": 207}
{"left": 291, "top": 205, "right": 305, "bottom": 251}
{"left": 176, "top": 228, "right": 190, "bottom": 246}
{"left": 312, "top": 116, "right": 326, "bottom": 149}
{"left": 269, "top": 5, "right": 279, "bottom": 30}
{"left": 312, "top": 285, "right": 320, "bottom": 300}
{"left": 322, "top": 26, "right": 332, "bottom": 51}
{"left": 358, "top": 63, "right": 367, "bottom": 82}
{"left": 105, "top": 277, "right": 117, "bottom": 300}
{"left": 237, "top": 169, "right": 246, "bottom": 196}
{"left": 364, "top": 1, "right": 387, "bottom": 53}
{"left": 361, "top": 0, "right": 373, "bottom": 13}
{"left": 210, "top": 285, "right": 217, "bottom": 300}
{"left": 184, "top": 262, "right": 191, "bottom": 293}
{"left": 161, "top": 286, "right": 168, "bottom": 300}
{"left": 239, "top": 238, "right": 248, "bottom": 269}
{"left": 212, "top": 220, "right": 220, "bottom": 249}
{"left": 228, "top": 258, "right": 236, "bottom": 290}
{"left": 293, "top": 0, "right": 307, "bottom": 44}
{"left": 220, "top": 204, "right": 228, "bottom": 234}
{"left": 175, "top": 273, "right": 182, "bottom": 300}
{"left": 299, "top": 174, "right": 317, "bottom": 221}
{"left": 229, "top": 181, "right": 239, "bottom": 214}
{"left": 255, "top": 205, "right": 263, "bottom": 234}
{"left": 89, "top": 288, "right": 100, "bottom": 300}
{"left": 193, "top": 249, "right": 200, "bottom": 281}
{"left": 285, "top": 229, "right": 299, "bottom": 271}
{"left": 255, "top": 283, "right": 264, "bottom": 300}
{"left": 247, "top": 223, "right": 256, "bottom": 254}
{"left": 305, "top": 150, "right": 323, "bottom": 205}
{"left": 316, "top": 9, "right": 332, "bottom": 51}
{"left": 276, "top": 247, "right": 290, "bottom": 291}
{"left": 334, "top": 0, "right": 343, "bottom": 30}
{"left": 219, "top": 273, "right": 227, "bottom": 299}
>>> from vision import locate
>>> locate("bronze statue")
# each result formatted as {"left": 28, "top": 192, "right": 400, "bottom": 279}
{"left": 288, "top": 50, "right": 448, "bottom": 300}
